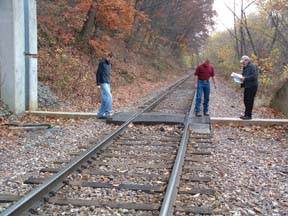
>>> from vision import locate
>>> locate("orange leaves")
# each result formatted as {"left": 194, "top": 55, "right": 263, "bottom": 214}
{"left": 95, "top": 0, "right": 136, "bottom": 33}
{"left": 254, "top": 49, "right": 279, "bottom": 74}
{"left": 65, "top": 0, "right": 146, "bottom": 39}
{"left": 60, "top": 32, "right": 75, "bottom": 44}
{"left": 75, "top": 0, "right": 140, "bottom": 34}
{"left": 77, "top": 0, "right": 93, "bottom": 11}
{"left": 89, "top": 39, "right": 111, "bottom": 56}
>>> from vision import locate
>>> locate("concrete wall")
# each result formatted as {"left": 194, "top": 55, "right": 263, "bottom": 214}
{"left": 0, "top": 0, "right": 26, "bottom": 114}
{"left": 0, "top": 0, "right": 37, "bottom": 114}
{"left": 271, "top": 81, "right": 288, "bottom": 117}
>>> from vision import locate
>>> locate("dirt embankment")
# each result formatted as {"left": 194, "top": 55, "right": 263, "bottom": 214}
{"left": 36, "top": 0, "right": 188, "bottom": 113}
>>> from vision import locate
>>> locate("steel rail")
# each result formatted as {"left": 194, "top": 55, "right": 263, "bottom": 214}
{"left": 159, "top": 86, "right": 196, "bottom": 216}
{"left": 0, "top": 74, "right": 192, "bottom": 216}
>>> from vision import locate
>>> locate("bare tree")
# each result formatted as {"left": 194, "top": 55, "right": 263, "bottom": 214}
{"left": 225, "top": 0, "right": 257, "bottom": 56}
{"left": 239, "top": 0, "right": 247, "bottom": 55}
{"left": 243, "top": 12, "right": 257, "bottom": 56}
{"left": 233, "top": 0, "right": 240, "bottom": 58}
{"left": 268, "top": 11, "right": 288, "bottom": 47}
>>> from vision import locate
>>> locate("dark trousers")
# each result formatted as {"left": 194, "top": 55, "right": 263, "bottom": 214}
{"left": 244, "top": 86, "right": 258, "bottom": 117}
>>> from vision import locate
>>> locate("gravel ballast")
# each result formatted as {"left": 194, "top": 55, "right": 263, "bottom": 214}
{"left": 0, "top": 76, "right": 287, "bottom": 215}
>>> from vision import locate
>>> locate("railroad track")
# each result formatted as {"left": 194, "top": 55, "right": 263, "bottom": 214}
{"left": 0, "top": 74, "right": 217, "bottom": 215}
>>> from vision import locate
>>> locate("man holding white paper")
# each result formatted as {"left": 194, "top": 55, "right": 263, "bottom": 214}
{"left": 239, "top": 55, "right": 258, "bottom": 120}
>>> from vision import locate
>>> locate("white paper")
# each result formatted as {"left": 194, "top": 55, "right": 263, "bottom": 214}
{"left": 231, "top": 72, "right": 244, "bottom": 83}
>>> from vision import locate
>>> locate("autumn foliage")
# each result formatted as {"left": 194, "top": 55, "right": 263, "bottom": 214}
{"left": 204, "top": 0, "right": 288, "bottom": 106}
{"left": 78, "top": 0, "right": 137, "bottom": 33}
{"left": 37, "top": 0, "right": 215, "bottom": 111}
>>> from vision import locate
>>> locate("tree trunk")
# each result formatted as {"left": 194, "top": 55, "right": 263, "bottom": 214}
{"left": 240, "top": 0, "right": 246, "bottom": 55}
{"left": 234, "top": 0, "right": 240, "bottom": 58}
{"left": 80, "top": 6, "right": 97, "bottom": 44}
{"left": 243, "top": 12, "right": 257, "bottom": 56}
{"left": 269, "top": 14, "right": 288, "bottom": 47}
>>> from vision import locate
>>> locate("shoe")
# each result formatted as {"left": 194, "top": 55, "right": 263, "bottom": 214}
{"left": 98, "top": 113, "right": 113, "bottom": 119}
{"left": 105, "top": 113, "right": 113, "bottom": 119}
{"left": 97, "top": 115, "right": 106, "bottom": 119}
{"left": 240, "top": 115, "right": 252, "bottom": 120}
{"left": 196, "top": 112, "right": 202, "bottom": 117}
{"left": 204, "top": 112, "right": 209, "bottom": 116}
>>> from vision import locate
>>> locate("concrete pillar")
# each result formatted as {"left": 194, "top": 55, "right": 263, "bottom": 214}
{"left": 0, "top": 0, "right": 38, "bottom": 114}
{"left": 24, "top": 0, "right": 38, "bottom": 110}
{"left": 271, "top": 81, "right": 288, "bottom": 117}
{"left": 0, "top": 0, "right": 26, "bottom": 114}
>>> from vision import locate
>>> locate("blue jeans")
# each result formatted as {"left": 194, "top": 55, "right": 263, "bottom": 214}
{"left": 195, "top": 80, "right": 210, "bottom": 113}
{"left": 98, "top": 83, "right": 112, "bottom": 117}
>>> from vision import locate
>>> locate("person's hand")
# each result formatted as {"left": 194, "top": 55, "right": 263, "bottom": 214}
{"left": 194, "top": 83, "right": 198, "bottom": 89}
{"left": 240, "top": 77, "right": 245, "bottom": 82}
{"left": 97, "top": 85, "right": 100, "bottom": 89}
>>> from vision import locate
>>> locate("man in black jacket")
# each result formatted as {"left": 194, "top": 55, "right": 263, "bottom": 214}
{"left": 96, "top": 53, "right": 113, "bottom": 119}
{"left": 239, "top": 55, "right": 258, "bottom": 120}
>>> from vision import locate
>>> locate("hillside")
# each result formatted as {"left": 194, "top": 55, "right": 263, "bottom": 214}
{"left": 36, "top": 0, "right": 215, "bottom": 112}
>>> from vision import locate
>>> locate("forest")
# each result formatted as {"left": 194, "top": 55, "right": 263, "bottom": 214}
{"left": 37, "top": 0, "right": 287, "bottom": 111}
{"left": 37, "top": 0, "right": 215, "bottom": 110}
{"left": 205, "top": 0, "right": 288, "bottom": 106}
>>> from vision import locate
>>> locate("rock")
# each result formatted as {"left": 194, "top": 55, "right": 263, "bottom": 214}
{"left": 38, "top": 81, "right": 60, "bottom": 109}
{"left": 0, "top": 100, "right": 12, "bottom": 119}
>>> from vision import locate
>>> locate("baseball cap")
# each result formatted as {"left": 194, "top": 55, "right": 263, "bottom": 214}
{"left": 240, "top": 55, "right": 250, "bottom": 63}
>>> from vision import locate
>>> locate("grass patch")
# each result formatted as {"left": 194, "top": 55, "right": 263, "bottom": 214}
{"left": 151, "top": 61, "right": 171, "bottom": 72}
{"left": 118, "top": 69, "right": 135, "bottom": 84}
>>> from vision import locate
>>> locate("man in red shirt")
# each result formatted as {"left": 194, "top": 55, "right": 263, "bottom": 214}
{"left": 194, "top": 59, "right": 216, "bottom": 117}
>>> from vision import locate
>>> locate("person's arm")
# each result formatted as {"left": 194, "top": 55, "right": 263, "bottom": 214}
{"left": 96, "top": 62, "right": 103, "bottom": 86}
{"left": 211, "top": 76, "right": 217, "bottom": 89}
{"left": 194, "top": 66, "right": 199, "bottom": 89}
{"left": 211, "top": 66, "right": 216, "bottom": 89}
{"left": 194, "top": 75, "right": 199, "bottom": 89}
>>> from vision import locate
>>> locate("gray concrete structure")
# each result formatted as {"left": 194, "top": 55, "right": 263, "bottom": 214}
{"left": 271, "top": 81, "right": 288, "bottom": 117}
{"left": 0, "top": 0, "right": 37, "bottom": 114}
{"left": 24, "top": 0, "right": 38, "bottom": 111}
